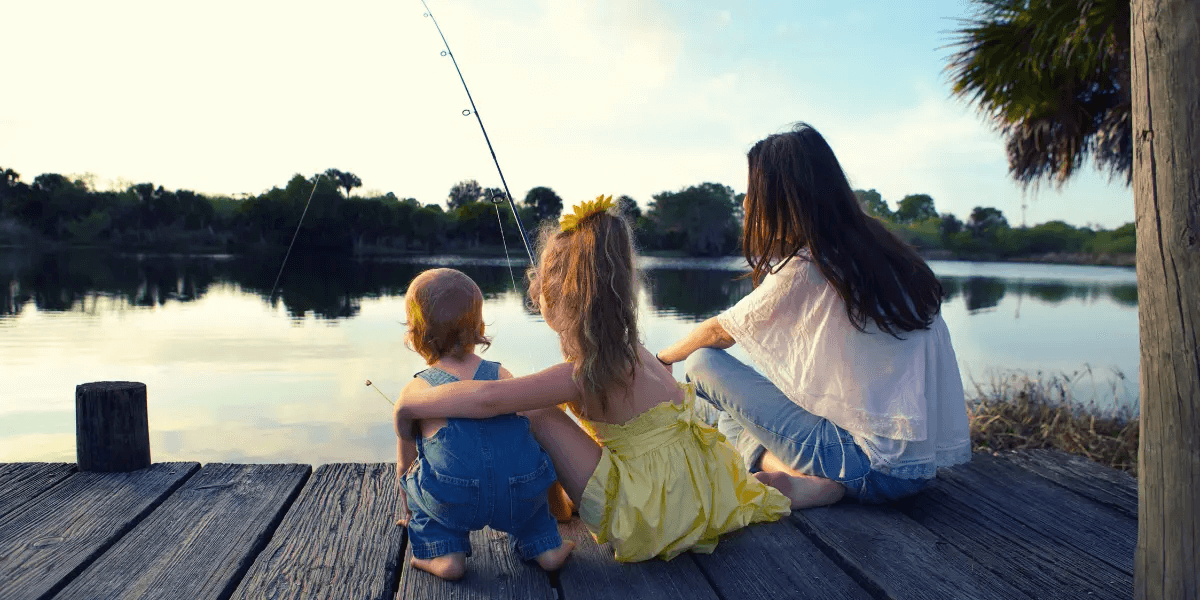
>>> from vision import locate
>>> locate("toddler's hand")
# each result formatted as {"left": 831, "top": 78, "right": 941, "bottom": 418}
{"left": 396, "top": 486, "right": 412, "bottom": 526}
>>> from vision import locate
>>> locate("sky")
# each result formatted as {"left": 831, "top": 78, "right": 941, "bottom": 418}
{"left": 1, "top": 0, "right": 1134, "bottom": 229}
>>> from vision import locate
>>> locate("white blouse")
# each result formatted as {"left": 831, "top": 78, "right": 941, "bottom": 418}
{"left": 716, "top": 256, "right": 971, "bottom": 478}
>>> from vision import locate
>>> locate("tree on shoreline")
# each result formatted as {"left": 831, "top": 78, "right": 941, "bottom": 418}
{"left": 324, "top": 169, "right": 362, "bottom": 198}
{"left": 0, "top": 164, "right": 1137, "bottom": 260}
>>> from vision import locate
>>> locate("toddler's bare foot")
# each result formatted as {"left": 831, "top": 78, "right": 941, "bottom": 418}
{"left": 534, "top": 540, "right": 575, "bottom": 571}
{"left": 756, "top": 470, "right": 845, "bottom": 509}
{"left": 411, "top": 552, "right": 467, "bottom": 580}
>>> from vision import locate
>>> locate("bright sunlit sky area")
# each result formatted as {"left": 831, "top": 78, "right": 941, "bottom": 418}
{"left": 2, "top": 0, "right": 1133, "bottom": 229}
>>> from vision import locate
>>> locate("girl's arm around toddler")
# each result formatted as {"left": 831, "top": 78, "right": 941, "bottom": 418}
{"left": 396, "top": 362, "right": 579, "bottom": 421}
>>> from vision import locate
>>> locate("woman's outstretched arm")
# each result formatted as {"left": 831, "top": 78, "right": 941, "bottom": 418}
{"left": 395, "top": 362, "right": 580, "bottom": 421}
{"left": 657, "top": 316, "right": 736, "bottom": 365}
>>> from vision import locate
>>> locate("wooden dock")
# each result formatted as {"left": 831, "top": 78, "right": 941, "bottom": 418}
{"left": 0, "top": 449, "right": 1136, "bottom": 600}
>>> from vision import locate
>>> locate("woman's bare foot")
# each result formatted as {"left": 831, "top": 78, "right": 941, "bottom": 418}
{"left": 411, "top": 552, "right": 467, "bottom": 580}
{"left": 755, "top": 470, "right": 846, "bottom": 509}
{"left": 534, "top": 540, "right": 575, "bottom": 571}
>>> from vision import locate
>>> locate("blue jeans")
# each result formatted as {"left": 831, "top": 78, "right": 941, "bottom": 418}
{"left": 685, "top": 348, "right": 930, "bottom": 504}
{"left": 402, "top": 414, "right": 563, "bottom": 560}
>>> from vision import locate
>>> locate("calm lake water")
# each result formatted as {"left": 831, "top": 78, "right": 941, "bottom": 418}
{"left": 0, "top": 250, "right": 1139, "bottom": 465}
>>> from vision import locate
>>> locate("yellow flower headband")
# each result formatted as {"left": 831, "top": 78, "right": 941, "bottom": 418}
{"left": 560, "top": 195, "right": 616, "bottom": 233}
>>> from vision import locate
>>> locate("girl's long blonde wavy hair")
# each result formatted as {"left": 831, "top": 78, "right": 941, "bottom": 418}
{"left": 527, "top": 209, "right": 641, "bottom": 419}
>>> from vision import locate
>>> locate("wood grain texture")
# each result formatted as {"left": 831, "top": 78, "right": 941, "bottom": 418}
{"left": 937, "top": 452, "right": 1135, "bottom": 574}
{"left": 75, "top": 381, "right": 150, "bottom": 472}
{"left": 791, "top": 503, "right": 1025, "bottom": 600}
{"left": 898, "top": 478, "right": 1132, "bottom": 600}
{"left": 397, "top": 527, "right": 555, "bottom": 600}
{"left": 690, "top": 519, "right": 872, "bottom": 600}
{"left": 996, "top": 449, "right": 1138, "bottom": 517}
{"left": 51, "top": 463, "right": 310, "bottom": 600}
{"left": 230, "top": 463, "right": 405, "bottom": 600}
{"left": 0, "top": 463, "right": 76, "bottom": 521}
{"left": 1130, "top": 2, "right": 1200, "bottom": 597}
{"left": 557, "top": 519, "right": 719, "bottom": 600}
{"left": 0, "top": 462, "right": 199, "bottom": 600}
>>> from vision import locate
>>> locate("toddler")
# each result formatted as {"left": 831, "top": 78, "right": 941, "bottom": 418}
{"left": 394, "top": 268, "right": 573, "bottom": 580}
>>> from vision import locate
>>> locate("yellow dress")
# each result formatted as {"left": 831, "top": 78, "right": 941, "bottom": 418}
{"left": 576, "top": 383, "right": 792, "bottom": 562}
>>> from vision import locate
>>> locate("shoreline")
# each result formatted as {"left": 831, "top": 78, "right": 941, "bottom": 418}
{"left": 0, "top": 239, "right": 1136, "bottom": 268}
{"left": 920, "top": 248, "right": 1135, "bottom": 267}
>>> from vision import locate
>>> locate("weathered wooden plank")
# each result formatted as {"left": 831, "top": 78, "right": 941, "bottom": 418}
{"left": 936, "top": 452, "right": 1135, "bottom": 575}
{"left": 52, "top": 463, "right": 310, "bottom": 600}
{"left": 994, "top": 449, "right": 1138, "bottom": 517}
{"left": 690, "top": 519, "right": 872, "bottom": 600}
{"left": 790, "top": 504, "right": 1027, "bottom": 600}
{"left": 397, "top": 527, "right": 555, "bottom": 600}
{"left": 230, "top": 463, "right": 405, "bottom": 600}
{"left": 0, "top": 463, "right": 76, "bottom": 521}
{"left": 557, "top": 519, "right": 719, "bottom": 600}
{"left": 0, "top": 462, "right": 199, "bottom": 600}
{"left": 897, "top": 479, "right": 1132, "bottom": 600}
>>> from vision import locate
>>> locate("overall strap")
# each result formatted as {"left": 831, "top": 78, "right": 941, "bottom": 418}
{"left": 472, "top": 360, "right": 501, "bottom": 381}
{"left": 414, "top": 367, "right": 459, "bottom": 387}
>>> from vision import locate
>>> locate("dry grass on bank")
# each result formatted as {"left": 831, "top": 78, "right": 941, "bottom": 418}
{"left": 968, "top": 370, "right": 1139, "bottom": 476}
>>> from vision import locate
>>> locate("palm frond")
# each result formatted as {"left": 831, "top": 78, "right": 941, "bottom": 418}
{"left": 945, "top": 0, "right": 1131, "bottom": 188}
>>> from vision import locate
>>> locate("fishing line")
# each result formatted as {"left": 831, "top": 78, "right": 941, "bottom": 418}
{"left": 269, "top": 173, "right": 324, "bottom": 300}
{"left": 419, "top": 0, "right": 535, "bottom": 267}
{"left": 491, "top": 192, "right": 520, "bottom": 293}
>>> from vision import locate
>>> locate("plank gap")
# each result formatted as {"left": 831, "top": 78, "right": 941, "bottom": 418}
{"left": 47, "top": 464, "right": 202, "bottom": 600}
{"left": 787, "top": 512, "right": 895, "bottom": 600}
{"left": 219, "top": 464, "right": 313, "bottom": 599}
{"left": 683, "top": 553, "right": 729, "bottom": 600}
{"left": 0, "top": 462, "right": 201, "bottom": 600}
{"left": 0, "top": 463, "right": 78, "bottom": 522}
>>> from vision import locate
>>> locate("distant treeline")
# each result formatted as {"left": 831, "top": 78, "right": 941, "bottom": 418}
{"left": 0, "top": 167, "right": 1133, "bottom": 260}
{"left": 856, "top": 190, "right": 1135, "bottom": 260}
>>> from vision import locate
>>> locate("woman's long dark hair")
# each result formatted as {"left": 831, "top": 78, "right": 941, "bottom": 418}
{"left": 743, "top": 123, "right": 943, "bottom": 337}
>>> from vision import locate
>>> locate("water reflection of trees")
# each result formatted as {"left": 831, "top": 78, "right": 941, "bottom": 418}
{"left": 644, "top": 269, "right": 753, "bottom": 321}
{"left": 940, "top": 275, "right": 1138, "bottom": 313}
{"left": 2, "top": 251, "right": 221, "bottom": 315}
{"left": 1, "top": 250, "right": 528, "bottom": 320}
{"left": 2, "top": 251, "right": 1139, "bottom": 320}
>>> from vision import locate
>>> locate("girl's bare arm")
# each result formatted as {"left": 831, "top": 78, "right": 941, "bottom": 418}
{"left": 396, "top": 362, "right": 579, "bottom": 420}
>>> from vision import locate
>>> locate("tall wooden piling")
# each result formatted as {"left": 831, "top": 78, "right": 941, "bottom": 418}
{"left": 75, "top": 381, "right": 151, "bottom": 472}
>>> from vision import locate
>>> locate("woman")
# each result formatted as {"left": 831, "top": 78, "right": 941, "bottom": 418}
{"left": 656, "top": 123, "right": 971, "bottom": 507}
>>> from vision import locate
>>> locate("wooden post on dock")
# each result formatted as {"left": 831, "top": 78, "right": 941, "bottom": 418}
{"left": 76, "top": 381, "right": 151, "bottom": 472}
{"left": 1131, "top": 0, "right": 1200, "bottom": 597}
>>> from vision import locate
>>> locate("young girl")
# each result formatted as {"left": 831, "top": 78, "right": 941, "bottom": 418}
{"left": 395, "top": 197, "right": 792, "bottom": 563}
{"left": 394, "top": 268, "right": 574, "bottom": 580}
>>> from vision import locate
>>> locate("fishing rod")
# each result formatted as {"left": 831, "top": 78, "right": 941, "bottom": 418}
{"left": 419, "top": 0, "right": 535, "bottom": 264}
{"left": 269, "top": 173, "right": 324, "bottom": 300}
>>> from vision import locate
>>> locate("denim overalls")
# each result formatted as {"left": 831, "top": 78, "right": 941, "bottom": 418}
{"left": 402, "top": 360, "right": 563, "bottom": 561}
